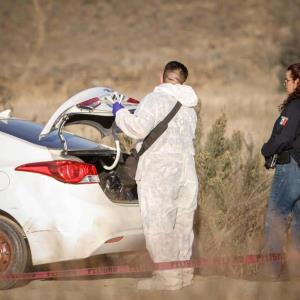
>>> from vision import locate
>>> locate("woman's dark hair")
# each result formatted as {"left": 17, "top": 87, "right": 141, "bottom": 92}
{"left": 279, "top": 63, "right": 300, "bottom": 112}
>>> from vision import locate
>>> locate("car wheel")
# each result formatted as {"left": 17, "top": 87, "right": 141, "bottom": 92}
{"left": 0, "top": 216, "right": 29, "bottom": 289}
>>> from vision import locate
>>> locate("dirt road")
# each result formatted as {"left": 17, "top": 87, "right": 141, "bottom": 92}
{"left": 1, "top": 275, "right": 300, "bottom": 300}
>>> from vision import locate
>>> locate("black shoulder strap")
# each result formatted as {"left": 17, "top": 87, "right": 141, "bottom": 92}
{"left": 138, "top": 101, "right": 182, "bottom": 157}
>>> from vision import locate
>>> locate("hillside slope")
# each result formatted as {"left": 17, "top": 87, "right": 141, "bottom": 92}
{"left": 0, "top": 0, "right": 298, "bottom": 139}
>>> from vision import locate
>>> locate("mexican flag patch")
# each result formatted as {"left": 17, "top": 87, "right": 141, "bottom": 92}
{"left": 280, "top": 116, "right": 288, "bottom": 126}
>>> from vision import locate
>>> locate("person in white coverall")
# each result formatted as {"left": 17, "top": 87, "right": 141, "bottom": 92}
{"left": 112, "top": 61, "right": 199, "bottom": 290}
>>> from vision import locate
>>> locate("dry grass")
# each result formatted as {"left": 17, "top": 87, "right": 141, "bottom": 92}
{"left": 1, "top": 0, "right": 300, "bottom": 282}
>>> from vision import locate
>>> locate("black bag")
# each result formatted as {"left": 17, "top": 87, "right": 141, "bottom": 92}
{"left": 122, "top": 101, "right": 182, "bottom": 182}
{"left": 264, "top": 151, "right": 290, "bottom": 169}
{"left": 122, "top": 148, "right": 139, "bottom": 180}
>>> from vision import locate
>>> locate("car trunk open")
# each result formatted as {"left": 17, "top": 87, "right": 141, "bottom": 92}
{"left": 41, "top": 87, "right": 139, "bottom": 204}
{"left": 70, "top": 150, "right": 138, "bottom": 204}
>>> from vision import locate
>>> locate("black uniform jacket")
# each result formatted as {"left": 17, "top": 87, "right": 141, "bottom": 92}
{"left": 261, "top": 98, "right": 300, "bottom": 164}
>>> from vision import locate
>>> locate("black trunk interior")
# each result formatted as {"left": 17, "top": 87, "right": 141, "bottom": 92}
{"left": 68, "top": 151, "right": 138, "bottom": 203}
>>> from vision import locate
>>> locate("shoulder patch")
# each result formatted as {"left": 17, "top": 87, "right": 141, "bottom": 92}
{"left": 280, "top": 116, "right": 288, "bottom": 126}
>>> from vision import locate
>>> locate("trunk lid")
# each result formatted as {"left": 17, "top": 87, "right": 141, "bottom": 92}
{"left": 39, "top": 87, "right": 138, "bottom": 152}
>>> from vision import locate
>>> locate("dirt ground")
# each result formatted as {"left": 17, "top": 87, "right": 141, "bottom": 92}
{"left": 1, "top": 252, "right": 300, "bottom": 300}
{"left": 1, "top": 274, "right": 300, "bottom": 300}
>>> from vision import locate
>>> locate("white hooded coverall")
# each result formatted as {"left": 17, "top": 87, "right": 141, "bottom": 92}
{"left": 115, "top": 83, "right": 199, "bottom": 288}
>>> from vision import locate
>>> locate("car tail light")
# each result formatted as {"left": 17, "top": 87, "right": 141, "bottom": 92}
{"left": 77, "top": 97, "right": 101, "bottom": 110}
{"left": 127, "top": 98, "right": 139, "bottom": 104}
{"left": 105, "top": 236, "right": 124, "bottom": 243}
{"left": 15, "top": 160, "right": 100, "bottom": 184}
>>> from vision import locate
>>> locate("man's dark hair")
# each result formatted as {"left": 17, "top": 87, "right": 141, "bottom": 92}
{"left": 163, "top": 61, "right": 189, "bottom": 84}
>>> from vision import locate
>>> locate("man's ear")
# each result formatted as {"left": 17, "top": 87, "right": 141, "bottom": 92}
{"left": 160, "top": 73, "right": 164, "bottom": 84}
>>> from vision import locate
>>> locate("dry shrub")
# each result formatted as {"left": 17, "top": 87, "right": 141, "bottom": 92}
{"left": 195, "top": 113, "right": 272, "bottom": 277}
{"left": 0, "top": 85, "right": 13, "bottom": 111}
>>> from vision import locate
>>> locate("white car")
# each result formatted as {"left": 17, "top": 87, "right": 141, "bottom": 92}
{"left": 0, "top": 87, "right": 145, "bottom": 289}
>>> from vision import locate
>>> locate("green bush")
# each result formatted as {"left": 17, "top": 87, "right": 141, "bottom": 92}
{"left": 195, "top": 113, "right": 272, "bottom": 277}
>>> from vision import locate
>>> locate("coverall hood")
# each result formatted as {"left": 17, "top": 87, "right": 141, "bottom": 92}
{"left": 153, "top": 83, "right": 198, "bottom": 107}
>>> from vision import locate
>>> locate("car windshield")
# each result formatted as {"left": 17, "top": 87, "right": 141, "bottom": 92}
{"left": 0, "top": 119, "right": 106, "bottom": 150}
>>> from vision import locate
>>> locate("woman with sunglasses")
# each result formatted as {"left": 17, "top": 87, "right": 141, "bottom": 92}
{"left": 261, "top": 63, "right": 300, "bottom": 279}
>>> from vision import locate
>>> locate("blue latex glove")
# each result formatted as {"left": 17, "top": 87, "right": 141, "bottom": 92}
{"left": 112, "top": 102, "right": 124, "bottom": 116}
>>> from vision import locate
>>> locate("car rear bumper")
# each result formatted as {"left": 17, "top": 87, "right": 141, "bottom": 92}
{"left": 27, "top": 226, "right": 145, "bottom": 265}
{"left": 2, "top": 172, "right": 144, "bottom": 265}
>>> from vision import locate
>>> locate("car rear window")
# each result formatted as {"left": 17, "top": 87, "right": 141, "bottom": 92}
{"left": 0, "top": 119, "right": 101, "bottom": 149}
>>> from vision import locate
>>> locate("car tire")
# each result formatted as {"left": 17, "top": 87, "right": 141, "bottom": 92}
{"left": 0, "top": 216, "right": 29, "bottom": 290}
